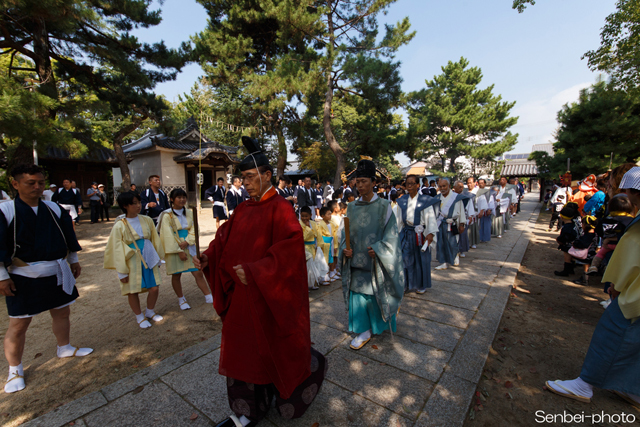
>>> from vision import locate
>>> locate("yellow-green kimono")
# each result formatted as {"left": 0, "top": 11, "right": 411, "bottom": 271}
{"left": 300, "top": 219, "right": 318, "bottom": 259}
{"left": 157, "top": 208, "right": 197, "bottom": 275}
{"left": 104, "top": 215, "right": 164, "bottom": 296}
{"left": 316, "top": 220, "right": 337, "bottom": 264}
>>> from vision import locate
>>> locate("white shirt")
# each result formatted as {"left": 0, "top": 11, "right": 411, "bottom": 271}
{"left": 477, "top": 193, "right": 489, "bottom": 213}
{"left": 437, "top": 191, "right": 467, "bottom": 226}
{"left": 496, "top": 189, "right": 511, "bottom": 212}
{"left": 42, "top": 189, "right": 55, "bottom": 201}
{"left": 465, "top": 195, "right": 476, "bottom": 218}
{"left": 397, "top": 194, "right": 438, "bottom": 245}
{"left": 0, "top": 203, "right": 78, "bottom": 281}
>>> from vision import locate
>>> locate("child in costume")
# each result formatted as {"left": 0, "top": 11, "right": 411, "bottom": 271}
{"left": 317, "top": 206, "right": 338, "bottom": 284}
{"left": 329, "top": 200, "right": 343, "bottom": 281}
{"left": 299, "top": 206, "right": 328, "bottom": 290}
{"left": 104, "top": 192, "right": 164, "bottom": 329}
{"left": 157, "top": 188, "right": 213, "bottom": 310}
{"left": 554, "top": 202, "right": 584, "bottom": 277}
{"left": 587, "top": 194, "right": 635, "bottom": 275}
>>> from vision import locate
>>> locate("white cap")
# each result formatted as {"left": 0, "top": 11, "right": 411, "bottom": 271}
{"left": 50, "top": 184, "right": 57, "bottom": 188}
{"left": 619, "top": 166, "right": 640, "bottom": 191}
{"left": 98, "top": 184, "right": 105, "bottom": 188}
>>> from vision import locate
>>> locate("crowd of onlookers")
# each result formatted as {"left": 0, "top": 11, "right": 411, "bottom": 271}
{"left": 544, "top": 163, "right": 639, "bottom": 306}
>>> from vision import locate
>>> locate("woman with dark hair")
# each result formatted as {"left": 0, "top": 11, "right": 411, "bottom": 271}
{"left": 157, "top": 188, "right": 212, "bottom": 310}
{"left": 608, "top": 163, "right": 637, "bottom": 198}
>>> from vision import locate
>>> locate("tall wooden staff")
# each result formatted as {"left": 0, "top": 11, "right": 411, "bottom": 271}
{"left": 190, "top": 205, "right": 201, "bottom": 257}
{"left": 344, "top": 217, "right": 351, "bottom": 251}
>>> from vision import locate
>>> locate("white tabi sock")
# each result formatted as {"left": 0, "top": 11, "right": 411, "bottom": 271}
{"left": 145, "top": 308, "right": 163, "bottom": 322}
{"left": 178, "top": 297, "right": 191, "bottom": 310}
{"left": 548, "top": 377, "right": 594, "bottom": 399}
{"left": 57, "top": 343, "right": 94, "bottom": 358}
{"left": 136, "top": 313, "right": 152, "bottom": 329}
{"left": 239, "top": 415, "right": 252, "bottom": 426}
{"left": 204, "top": 294, "right": 213, "bottom": 304}
{"left": 4, "top": 364, "right": 25, "bottom": 394}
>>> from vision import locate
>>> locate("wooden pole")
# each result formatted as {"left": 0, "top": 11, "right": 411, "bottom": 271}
{"left": 191, "top": 205, "right": 201, "bottom": 257}
{"left": 344, "top": 217, "right": 351, "bottom": 251}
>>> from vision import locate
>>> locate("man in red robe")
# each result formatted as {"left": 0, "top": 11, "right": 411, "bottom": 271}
{"left": 197, "top": 137, "right": 326, "bottom": 427}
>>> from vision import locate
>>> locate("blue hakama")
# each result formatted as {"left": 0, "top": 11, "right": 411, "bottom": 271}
{"left": 580, "top": 298, "right": 640, "bottom": 395}
{"left": 480, "top": 215, "right": 492, "bottom": 242}
{"left": 436, "top": 221, "right": 458, "bottom": 265}
{"left": 400, "top": 226, "right": 432, "bottom": 292}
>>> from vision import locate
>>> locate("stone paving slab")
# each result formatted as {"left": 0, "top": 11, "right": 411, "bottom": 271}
{"left": 84, "top": 381, "right": 211, "bottom": 427}
{"left": 351, "top": 332, "right": 452, "bottom": 382}
{"left": 395, "top": 314, "right": 464, "bottom": 352}
{"left": 431, "top": 268, "right": 496, "bottom": 289}
{"left": 20, "top": 392, "right": 107, "bottom": 427}
{"left": 310, "top": 321, "right": 350, "bottom": 355}
{"left": 159, "top": 350, "right": 227, "bottom": 425}
{"left": 399, "top": 298, "right": 475, "bottom": 329}
{"left": 20, "top": 198, "right": 541, "bottom": 427}
{"left": 413, "top": 373, "right": 477, "bottom": 427}
{"left": 101, "top": 334, "right": 222, "bottom": 401}
{"left": 407, "top": 282, "right": 488, "bottom": 311}
{"left": 309, "top": 296, "right": 349, "bottom": 332}
{"left": 326, "top": 347, "right": 434, "bottom": 420}
{"left": 269, "top": 381, "right": 412, "bottom": 427}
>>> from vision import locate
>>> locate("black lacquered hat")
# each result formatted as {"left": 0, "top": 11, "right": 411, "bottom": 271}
{"left": 355, "top": 159, "right": 377, "bottom": 179}
{"left": 239, "top": 136, "right": 271, "bottom": 172}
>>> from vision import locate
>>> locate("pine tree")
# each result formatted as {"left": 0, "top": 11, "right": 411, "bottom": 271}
{"left": 406, "top": 57, "right": 518, "bottom": 179}
{"left": 0, "top": 0, "right": 190, "bottom": 180}
{"left": 193, "top": 0, "right": 321, "bottom": 177}
{"left": 312, "top": 0, "right": 415, "bottom": 186}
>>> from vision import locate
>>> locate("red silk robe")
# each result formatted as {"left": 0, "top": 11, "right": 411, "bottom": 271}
{"left": 203, "top": 187, "right": 311, "bottom": 399}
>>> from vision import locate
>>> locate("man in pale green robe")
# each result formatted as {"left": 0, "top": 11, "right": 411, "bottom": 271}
{"left": 339, "top": 160, "right": 404, "bottom": 350}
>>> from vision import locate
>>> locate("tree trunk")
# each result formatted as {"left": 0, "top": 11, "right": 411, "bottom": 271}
{"left": 32, "top": 17, "right": 58, "bottom": 110}
{"left": 448, "top": 156, "right": 457, "bottom": 179}
{"left": 324, "top": 73, "right": 346, "bottom": 188}
{"left": 275, "top": 125, "right": 287, "bottom": 179}
{"left": 113, "top": 136, "right": 131, "bottom": 191}
{"left": 8, "top": 144, "right": 34, "bottom": 172}
{"left": 113, "top": 113, "right": 149, "bottom": 191}
{"left": 323, "top": 2, "right": 345, "bottom": 188}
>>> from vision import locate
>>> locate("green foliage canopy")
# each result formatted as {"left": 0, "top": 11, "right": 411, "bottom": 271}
{"left": 406, "top": 57, "right": 518, "bottom": 178}
{"left": 531, "top": 81, "right": 640, "bottom": 179}
{"left": 0, "top": 0, "right": 190, "bottom": 167}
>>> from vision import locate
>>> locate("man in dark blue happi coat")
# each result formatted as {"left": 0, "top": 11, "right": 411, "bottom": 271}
{"left": 0, "top": 165, "right": 93, "bottom": 394}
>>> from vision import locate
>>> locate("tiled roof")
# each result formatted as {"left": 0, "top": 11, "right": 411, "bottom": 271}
{"left": 173, "top": 142, "right": 240, "bottom": 163}
{"left": 123, "top": 120, "right": 240, "bottom": 162}
{"left": 44, "top": 146, "right": 121, "bottom": 163}
{"left": 502, "top": 160, "right": 538, "bottom": 176}
{"left": 122, "top": 130, "right": 201, "bottom": 153}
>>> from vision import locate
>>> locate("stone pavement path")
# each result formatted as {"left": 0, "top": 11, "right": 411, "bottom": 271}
{"left": 21, "top": 198, "right": 541, "bottom": 427}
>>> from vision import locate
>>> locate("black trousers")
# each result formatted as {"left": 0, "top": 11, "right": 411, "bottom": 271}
{"left": 549, "top": 211, "right": 562, "bottom": 230}
{"left": 90, "top": 200, "right": 100, "bottom": 223}
{"left": 99, "top": 204, "right": 110, "bottom": 221}
{"left": 226, "top": 347, "right": 327, "bottom": 422}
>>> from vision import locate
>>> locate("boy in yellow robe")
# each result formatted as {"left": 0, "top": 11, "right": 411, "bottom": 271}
{"left": 104, "top": 192, "right": 165, "bottom": 329}
{"left": 157, "top": 188, "right": 213, "bottom": 310}
{"left": 299, "top": 206, "right": 327, "bottom": 290}
{"left": 317, "top": 206, "right": 338, "bottom": 284}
